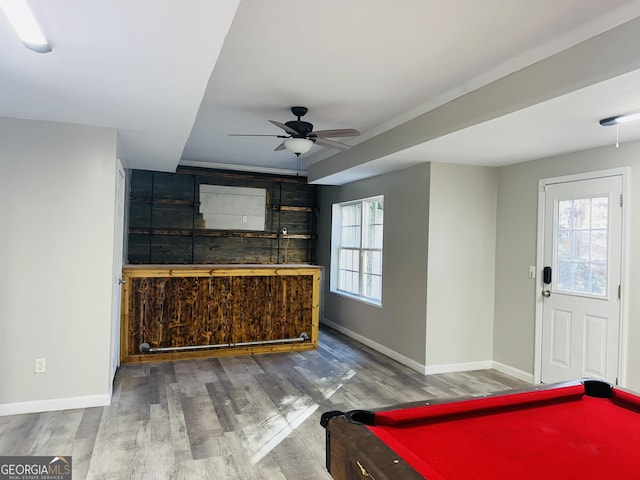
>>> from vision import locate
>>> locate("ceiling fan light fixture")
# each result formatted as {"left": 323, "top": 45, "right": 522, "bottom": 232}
{"left": 0, "top": 0, "right": 51, "bottom": 53}
{"left": 599, "top": 112, "right": 640, "bottom": 126}
{"left": 284, "top": 138, "right": 313, "bottom": 155}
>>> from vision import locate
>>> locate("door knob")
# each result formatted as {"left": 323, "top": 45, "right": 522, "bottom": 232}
{"left": 542, "top": 289, "right": 551, "bottom": 298}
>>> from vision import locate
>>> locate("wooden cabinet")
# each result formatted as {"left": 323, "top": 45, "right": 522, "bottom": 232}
{"left": 120, "top": 264, "right": 322, "bottom": 363}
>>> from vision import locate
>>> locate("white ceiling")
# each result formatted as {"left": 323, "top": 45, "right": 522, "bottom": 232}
{"left": 386, "top": 68, "right": 640, "bottom": 165}
{"left": 0, "top": 0, "right": 240, "bottom": 172}
{"left": 2, "top": 0, "right": 640, "bottom": 184}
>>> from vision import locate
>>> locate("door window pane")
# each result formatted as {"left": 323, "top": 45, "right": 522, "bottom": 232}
{"left": 591, "top": 197, "right": 608, "bottom": 229}
{"left": 575, "top": 231, "right": 590, "bottom": 262}
{"left": 591, "top": 263, "right": 606, "bottom": 296}
{"left": 558, "top": 201, "right": 573, "bottom": 229}
{"left": 557, "top": 261, "right": 575, "bottom": 291}
{"left": 555, "top": 196, "right": 608, "bottom": 296}
{"left": 557, "top": 230, "right": 572, "bottom": 259}
{"left": 573, "top": 198, "right": 591, "bottom": 229}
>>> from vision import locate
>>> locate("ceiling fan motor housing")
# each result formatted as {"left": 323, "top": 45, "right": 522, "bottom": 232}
{"left": 285, "top": 120, "right": 314, "bottom": 137}
{"left": 291, "top": 106, "right": 308, "bottom": 117}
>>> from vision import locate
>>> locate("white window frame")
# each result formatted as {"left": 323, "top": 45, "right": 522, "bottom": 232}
{"left": 330, "top": 195, "right": 384, "bottom": 305}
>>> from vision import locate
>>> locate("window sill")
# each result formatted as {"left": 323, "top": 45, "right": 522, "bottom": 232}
{"left": 330, "top": 289, "right": 382, "bottom": 308}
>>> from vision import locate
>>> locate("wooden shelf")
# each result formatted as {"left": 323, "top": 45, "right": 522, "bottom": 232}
{"left": 129, "top": 197, "right": 317, "bottom": 213}
{"left": 130, "top": 197, "right": 198, "bottom": 206}
{"left": 128, "top": 228, "right": 314, "bottom": 240}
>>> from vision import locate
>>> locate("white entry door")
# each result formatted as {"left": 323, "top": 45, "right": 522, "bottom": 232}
{"left": 540, "top": 174, "right": 623, "bottom": 384}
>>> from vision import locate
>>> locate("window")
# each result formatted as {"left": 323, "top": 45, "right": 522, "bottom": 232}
{"left": 331, "top": 196, "right": 384, "bottom": 304}
{"left": 555, "top": 195, "right": 608, "bottom": 297}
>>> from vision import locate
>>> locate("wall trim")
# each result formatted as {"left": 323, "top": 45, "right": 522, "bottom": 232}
{"left": 179, "top": 159, "right": 303, "bottom": 177}
{"left": 424, "top": 361, "right": 494, "bottom": 375}
{"left": 322, "top": 318, "right": 536, "bottom": 383}
{"left": 0, "top": 393, "right": 111, "bottom": 417}
{"left": 426, "top": 361, "right": 534, "bottom": 383}
{"left": 321, "top": 318, "right": 427, "bottom": 374}
{"left": 492, "top": 361, "right": 535, "bottom": 383}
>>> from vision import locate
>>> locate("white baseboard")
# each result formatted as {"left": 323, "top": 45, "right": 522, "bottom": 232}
{"left": 492, "top": 361, "right": 535, "bottom": 383}
{"left": 425, "top": 360, "right": 494, "bottom": 375}
{"left": 321, "top": 318, "right": 428, "bottom": 374}
{"left": 425, "top": 360, "right": 534, "bottom": 382}
{"left": 322, "top": 318, "right": 535, "bottom": 383}
{"left": 0, "top": 393, "right": 111, "bottom": 416}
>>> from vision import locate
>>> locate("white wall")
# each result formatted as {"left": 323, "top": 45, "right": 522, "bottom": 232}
{"left": 0, "top": 117, "right": 119, "bottom": 414}
{"left": 317, "top": 164, "right": 431, "bottom": 370}
{"left": 494, "top": 140, "right": 640, "bottom": 391}
{"left": 426, "top": 163, "right": 496, "bottom": 370}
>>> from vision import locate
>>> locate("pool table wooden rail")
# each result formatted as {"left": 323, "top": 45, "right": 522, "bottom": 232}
{"left": 323, "top": 413, "right": 424, "bottom": 480}
{"left": 320, "top": 380, "right": 613, "bottom": 480}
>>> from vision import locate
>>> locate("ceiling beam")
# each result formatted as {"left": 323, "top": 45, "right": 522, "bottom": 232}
{"left": 308, "top": 16, "right": 640, "bottom": 185}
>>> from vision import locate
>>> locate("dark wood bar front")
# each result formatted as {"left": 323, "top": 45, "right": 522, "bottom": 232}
{"left": 120, "top": 264, "right": 321, "bottom": 363}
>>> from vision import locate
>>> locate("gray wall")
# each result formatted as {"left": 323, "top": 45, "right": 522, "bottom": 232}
{"left": 0, "top": 117, "right": 119, "bottom": 412}
{"left": 426, "top": 163, "right": 497, "bottom": 368}
{"left": 318, "top": 162, "right": 499, "bottom": 372}
{"left": 317, "top": 163, "right": 431, "bottom": 367}
{"left": 494, "top": 140, "right": 640, "bottom": 390}
{"left": 319, "top": 141, "right": 639, "bottom": 386}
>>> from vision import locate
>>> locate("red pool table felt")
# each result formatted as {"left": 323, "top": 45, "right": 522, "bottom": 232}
{"left": 364, "top": 384, "right": 640, "bottom": 479}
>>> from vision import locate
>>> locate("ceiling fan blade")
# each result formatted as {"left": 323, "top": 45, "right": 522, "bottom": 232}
{"left": 274, "top": 142, "right": 286, "bottom": 151}
{"left": 229, "top": 133, "right": 287, "bottom": 137}
{"left": 315, "top": 138, "right": 352, "bottom": 151}
{"left": 269, "top": 120, "right": 299, "bottom": 136}
{"left": 312, "top": 128, "right": 360, "bottom": 138}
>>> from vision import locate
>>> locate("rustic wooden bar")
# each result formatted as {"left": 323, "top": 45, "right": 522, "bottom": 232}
{"left": 120, "top": 264, "right": 322, "bottom": 363}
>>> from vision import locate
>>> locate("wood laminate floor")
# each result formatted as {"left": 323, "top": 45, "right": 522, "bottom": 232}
{"left": 0, "top": 326, "right": 529, "bottom": 479}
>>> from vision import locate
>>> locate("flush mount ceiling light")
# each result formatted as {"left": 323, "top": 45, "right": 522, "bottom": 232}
{"left": 284, "top": 137, "right": 313, "bottom": 156}
{"left": 599, "top": 112, "right": 640, "bottom": 126}
{"left": 599, "top": 111, "right": 640, "bottom": 148}
{"left": 0, "top": 0, "right": 51, "bottom": 53}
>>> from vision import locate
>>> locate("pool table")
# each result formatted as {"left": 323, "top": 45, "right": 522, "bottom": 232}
{"left": 320, "top": 379, "right": 640, "bottom": 480}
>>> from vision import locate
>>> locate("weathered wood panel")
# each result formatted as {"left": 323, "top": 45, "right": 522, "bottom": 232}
{"left": 128, "top": 233, "right": 151, "bottom": 264}
{"left": 127, "top": 167, "right": 318, "bottom": 265}
{"left": 128, "top": 202, "right": 151, "bottom": 229}
{"left": 151, "top": 204, "right": 195, "bottom": 229}
{"left": 280, "top": 182, "right": 316, "bottom": 207}
{"left": 191, "top": 236, "right": 283, "bottom": 264}
{"left": 121, "top": 265, "right": 321, "bottom": 363}
{"left": 149, "top": 235, "right": 192, "bottom": 264}
{"left": 279, "top": 210, "right": 315, "bottom": 235}
{"left": 152, "top": 171, "right": 194, "bottom": 201}
{"left": 276, "top": 238, "right": 314, "bottom": 264}
{"left": 129, "top": 169, "right": 153, "bottom": 198}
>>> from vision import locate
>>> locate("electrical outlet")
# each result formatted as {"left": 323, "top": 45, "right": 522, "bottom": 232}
{"left": 35, "top": 358, "right": 46, "bottom": 374}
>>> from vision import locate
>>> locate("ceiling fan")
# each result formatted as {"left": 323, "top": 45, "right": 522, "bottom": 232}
{"left": 229, "top": 106, "right": 360, "bottom": 156}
